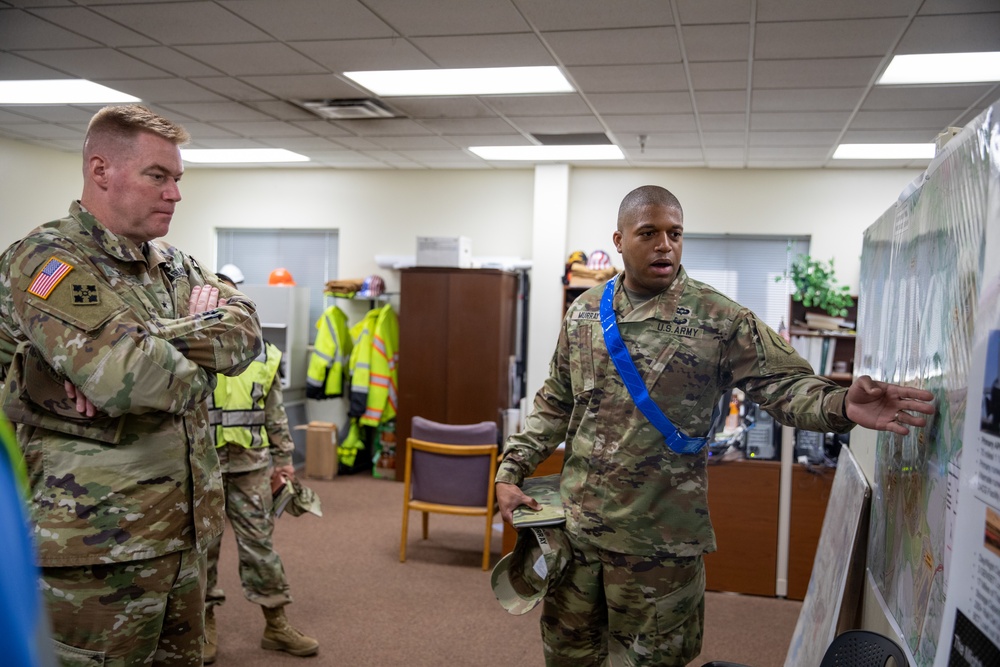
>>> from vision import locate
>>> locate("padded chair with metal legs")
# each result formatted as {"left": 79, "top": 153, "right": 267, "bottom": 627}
{"left": 701, "top": 629, "right": 910, "bottom": 667}
{"left": 399, "top": 416, "right": 499, "bottom": 571}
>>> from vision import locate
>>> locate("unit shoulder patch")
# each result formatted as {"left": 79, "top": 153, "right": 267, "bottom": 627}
{"left": 72, "top": 283, "right": 100, "bottom": 305}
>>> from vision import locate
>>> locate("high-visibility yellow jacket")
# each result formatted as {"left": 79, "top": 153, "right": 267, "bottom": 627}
{"left": 209, "top": 341, "right": 282, "bottom": 450}
{"left": 347, "top": 303, "right": 399, "bottom": 427}
{"left": 306, "top": 305, "right": 352, "bottom": 399}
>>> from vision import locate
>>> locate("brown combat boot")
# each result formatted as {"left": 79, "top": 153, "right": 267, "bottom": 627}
{"left": 261, "top": 606, "right": 319, "bottom": 657}
{"left": 203, "top": 607, "right": 217, "bottom": 664}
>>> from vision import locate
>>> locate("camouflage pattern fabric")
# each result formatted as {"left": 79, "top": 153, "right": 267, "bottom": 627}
{"left": 0, "top": 203, "right": 262, "bottom": 568}
{"left": 205, "top": 465, "right": 292, "bottom": 610}
{"left": 43, "top": 547, "right": 206, "bottom": 666}
{"left": 541, "top": 533, "right": 705, "bottom": 666}
{"left": 498, "top": 267, "right": 854, "bottom": 558}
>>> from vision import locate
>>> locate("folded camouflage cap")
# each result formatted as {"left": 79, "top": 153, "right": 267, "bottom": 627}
{"left": 274, "top": 477, "right": 323, "bottom": 518}
{"left": 490, "top": 523, "right": 572, "bottom": 615}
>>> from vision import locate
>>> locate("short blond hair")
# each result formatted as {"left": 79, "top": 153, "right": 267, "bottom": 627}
{"left": 84, "top": 104, "right": 190, "bottom": 156}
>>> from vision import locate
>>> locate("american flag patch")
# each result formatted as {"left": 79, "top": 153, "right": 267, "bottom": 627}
{"left": 27, "top": 257, "right": 74, "bottom": 299}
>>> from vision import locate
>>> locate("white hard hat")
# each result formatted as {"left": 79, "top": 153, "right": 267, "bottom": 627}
{"left": 218, "top": 263, "right": 245, "bottom": 285}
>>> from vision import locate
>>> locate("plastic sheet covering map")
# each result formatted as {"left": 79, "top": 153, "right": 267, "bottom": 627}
{"left": 856, "top": 101, "right": 996, "bottom": 666}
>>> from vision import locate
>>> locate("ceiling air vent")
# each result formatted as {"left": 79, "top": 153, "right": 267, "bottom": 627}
{"left": 297, "top": 98, "right": 396, "bottom": 120}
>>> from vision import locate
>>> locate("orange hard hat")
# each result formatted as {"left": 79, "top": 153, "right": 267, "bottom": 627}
{"left": 268, "top": 268, "right": 296, "bottom": 286}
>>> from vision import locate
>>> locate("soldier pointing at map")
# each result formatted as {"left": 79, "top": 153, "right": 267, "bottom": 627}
{"left": 495, "top": 184, "right": 935, "bottom": 666}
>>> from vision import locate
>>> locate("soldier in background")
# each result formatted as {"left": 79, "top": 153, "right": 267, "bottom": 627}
{"left": 0, "top": 105, "right": 262, "bottom": 664}
{"left": 203, "top": 267, "right": 318, "bottom": 662}
{"left": 495, "top": 184, "right": 936, "bottom": 666}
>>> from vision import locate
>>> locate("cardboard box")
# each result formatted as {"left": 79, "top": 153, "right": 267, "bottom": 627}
{"left": 416, "top": 236, "right": 472, "bottom": 268}
{"left": 296, "top": 421, "right": 338, "bottom": 480}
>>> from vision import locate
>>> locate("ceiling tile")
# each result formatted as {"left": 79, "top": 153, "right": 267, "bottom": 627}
{"left": 749, "top": 131, "right": 841, "bottom": 146}
{"left": 840, "top": 129, "right": 941, "bottom": 143}
{"left": 850, "top": 108, "right": 969, "bottom": 130}
{"left": 755, "top": 19, "right": 904, "bottom": 59}
{"left": 688, "top": 61, "right": 747, "bottom": 89}
{"left": 12, "top": 48, "right": 170, "bottom": 79}
{"left": 245, "top": 101, "right": 319, "bottom": 121}
{"left": 333, "top": 118, "right": 433, "bottom": 136}
{"left": 683, "top": 24, "right": 750, "bottom": 62}
{"left": 219, "top": 0, "right": 396, "bottom": 40}
{"left": 294, "top": 38, "right": 435, "bottom": 71}
{"left": 751, "top": 87, "right": 864, "bottom": 112}
{"left": 588, "top": 92, "right": 693, "bottom": 115}
{"left": 694, "top": 90, "right": 747, "bottom": 113}
{"left": 699, "top": 113, "right": 747, "bottom": 131}
{"left": 676, "top": 0, "right": 752, "bottom": 25}
{"left": 757, "top": 0, "right": 914, "bottom": 21}
{"left": 186, "top": 137, "right": 269, "bottom": 149}
{"left": 603, "top": 114, "right": 698, "bottom": 133}
{"left": 168, "top": 122, "right": 239, "bottom": 139}
{"left": 176, "top": 43, "right": 327, "bottom": 77}
{"left": 91, "top": 1, "right": 272, "bottom": 45}
{"left": 363, "top": 0, "right": 529, "bottom": 36}
{"left": 0, "top": 105, "right": 97, "bottom": 123}
{"left": 30, "top": 7, "right": 157, "bottom": 46}
{"left": 121, "top": 47, "right": 224, "bottom": 77}
{"left": 897, "top": 12, "right": 1000, "bottom": 53}
{"left": 187, "top": 77, "right": 277, "bottom": 102}
{"left": 567, "top": 63, "right": 688, "bottom": 93}
{"left": 101, "top": 78, "right": 228, "bottom": 103}
{"left": 628, "top": 132, "right": 702, "bottom": 147}
{"left": 219, "top": 120, "right": 315, "bottom": 138}
{"left": 0, "top": 51, "right": 66, "bottom": 78}
{"left": 515, "top": 0, "right": 674, "bottom": 31}
{"left": 388, "top": 97, "right": 495, "bottom": 119}
{"left": 157, "top": 102, "right": 273, "bottom": 122}
{"left": 371, "top": 135, "right": 456, "bottom": 150}
{"left": 0, "top": 8, "right": 99, "bottom": 49}
{"left": 622, "top": 147, "right": 705, "bottom": 161}
{"left": 919, "top": 0, "right": 999, "bottom": 15}
{"left": 417, "top": 117, "right": 517, "bottom": 135}
{"left": 288, "top": 120, "right": 353, "bottom": 137}
{"left": 541, "top": 27, "right": 680, "bottom": 66}
{"left": 411, "top": 33, "right": 555, "bottom": 68}
{"left": 447, "top": 134, "right": 530, "bottom": 147}
{"left": 753, "top": 57, "right": 883, "bottom": 88}
{"left": 863, "top": 85, "right": 995, "bottom": 111}
{"left": 484, "top": 94, "right": 591, "bottom": 116}
{"left": 506, "top": 115, "right": 605, "bottom": 134}
{"left": 701, "top": 131, "right": 747, "bottom": 146}
{"left": 328, "top": 136, "right": 386, "bottom": 150}
{"left": 750, "top": 111, "right": 851, "bottom": 130}
{"left": 236, "top": 74, "right": 363, "bottom": 100}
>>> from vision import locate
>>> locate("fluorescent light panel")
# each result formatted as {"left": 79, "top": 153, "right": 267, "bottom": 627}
{"left": 343, "top": 66, "right": 573, "bottom": 96}
{"left": 470, "top": 145, "right": 624, "bottom": 161}
{"left": 181, "top": 149, "right": 309, "bottom": 164}
{"left": 0, "top": 79, "right": 140, "bottom": 104}
{"left": 833, "top": 144, "right": 935, "bottom": 160}
{"left": 878, "top": 52, "right": 1000, "bottom": 85}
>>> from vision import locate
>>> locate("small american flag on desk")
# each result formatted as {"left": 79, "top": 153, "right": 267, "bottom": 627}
{"left": 28, "top": 257, "right": 74, "bottom": 299}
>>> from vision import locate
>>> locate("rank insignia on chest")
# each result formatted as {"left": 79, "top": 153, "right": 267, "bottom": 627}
{"left": 72, "top": 284, "right": 100, "bottom": 305}
{"left": 27, "top": 257, "right": 74, "bottom": 299}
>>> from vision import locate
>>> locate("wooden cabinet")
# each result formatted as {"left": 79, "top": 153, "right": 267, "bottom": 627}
{"left": 787, "top": 463, "right": 835, "bottom": 600}
{"left": 704, "top": 460, "right": 781, "bottom": 597}
{"left": 395, "top": 268, "right": 518, "bottom": 481}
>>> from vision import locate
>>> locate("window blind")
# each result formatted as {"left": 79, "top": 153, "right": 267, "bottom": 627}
{"left": 682, "top": 235, "right": 809, "bottom": 331}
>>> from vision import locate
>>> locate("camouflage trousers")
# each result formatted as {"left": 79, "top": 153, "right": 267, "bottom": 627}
{"left": 206, "top": 466, "right": 292, "bottom": 610}
{"left": 541, "top": 535, "right": 705, "bottom": 667}
{"left": 42, "top": 548, "right": 207, "bottom": 666}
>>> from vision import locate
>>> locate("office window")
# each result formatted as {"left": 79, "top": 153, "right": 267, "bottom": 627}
{"left": 682, "top": 235, "right": 809, "bottom": 331}
{"left": 216, "top": 228, "right": 338, "bottom": 342}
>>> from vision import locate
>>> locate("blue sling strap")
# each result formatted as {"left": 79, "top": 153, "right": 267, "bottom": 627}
{"left": 600, "top": 275, "right": 708, "bottom": 454}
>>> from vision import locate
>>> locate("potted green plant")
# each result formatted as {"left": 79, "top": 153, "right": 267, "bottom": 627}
{"left": 779, "top": 254, "right": 855, "bottom": 318}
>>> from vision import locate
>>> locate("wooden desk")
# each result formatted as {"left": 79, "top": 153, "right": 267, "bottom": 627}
{"left": 787, "top": 464, "right": 835, "bottom": 600}
{"left": 500, "top": 447, "right": 565, "bottom": 555}
{"left": 704, "top": 459, "right": 781, "bottom": 597}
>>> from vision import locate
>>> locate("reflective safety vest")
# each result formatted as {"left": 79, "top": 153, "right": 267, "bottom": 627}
{"left": 347, "top": 304, "right": 398, "bottom": 427}
{"left": 306, "top": 305, "right": 352, "bottom": 399}
{"left": 209, "top": 342, "right": 282, "bottom": 449}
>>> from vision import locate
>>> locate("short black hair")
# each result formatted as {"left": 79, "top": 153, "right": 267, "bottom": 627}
{"left": 617, "top": 185, "right": 683, "bottom": 230}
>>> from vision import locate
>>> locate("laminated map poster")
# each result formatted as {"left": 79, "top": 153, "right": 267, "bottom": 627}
{"left": 932, "top": 106, "right": 1000, "bottom": 667}
{"left": 857, "top": 101, "right": 996, "bottom": 666}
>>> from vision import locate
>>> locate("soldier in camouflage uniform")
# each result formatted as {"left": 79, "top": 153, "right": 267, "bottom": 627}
{"left": 0, "top": 105, "right": 263, "bottom": 665}
{"left": 203, "top": 270, "right": 318, "bottom": 663}
{"left": 495, "top": 185, "right": 936, "bottom": 666}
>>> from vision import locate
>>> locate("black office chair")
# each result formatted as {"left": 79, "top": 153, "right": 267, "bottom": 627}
{"left": 702, "top": 629, "right": 909, "bottom": 667}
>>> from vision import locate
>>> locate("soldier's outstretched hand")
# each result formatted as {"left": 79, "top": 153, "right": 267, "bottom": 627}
{"left": 845, "top": 375, "right": 935, "bottom": 435}
{"left": 496, "top": 481, "right": 541, "bottom": 525}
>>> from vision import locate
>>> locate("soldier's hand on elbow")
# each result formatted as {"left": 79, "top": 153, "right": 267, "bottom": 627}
{"left": 189, "top": 285, "right": 220, "bottom": 315}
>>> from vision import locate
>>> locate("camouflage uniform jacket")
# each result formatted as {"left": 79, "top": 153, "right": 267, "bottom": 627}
{"left": 0, "top": 202, "right": 263, "bottom": 567}
{"left": 212, "top": 343, "right": 295, "bottom": 474}
{"left": 497, "top": 267, "right": 854, "bottom": 557}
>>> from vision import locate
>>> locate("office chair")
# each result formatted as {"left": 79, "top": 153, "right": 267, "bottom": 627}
{"left": 701, "top": 629, "right": 910, "bottom": 667}
{"left": 399, "top": 416, "right": 499, "bottom": 571}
